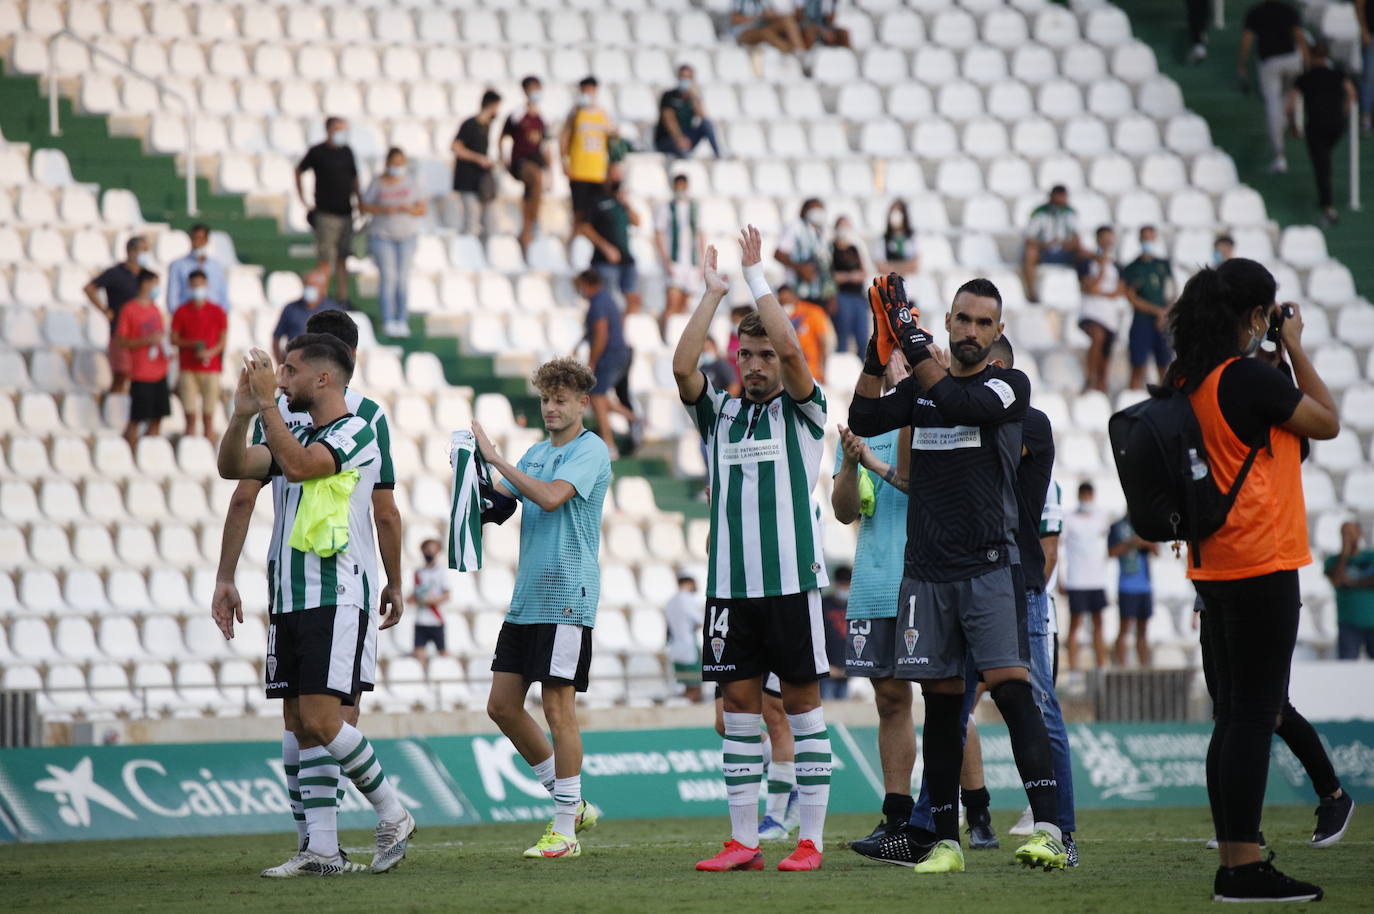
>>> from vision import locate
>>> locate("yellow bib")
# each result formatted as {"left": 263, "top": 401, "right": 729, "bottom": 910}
{"left": 288, "top": 468, "right": 359, "bottom": 557}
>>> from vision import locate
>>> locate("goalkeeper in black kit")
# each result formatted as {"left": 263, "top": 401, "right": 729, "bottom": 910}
{"left": 848, "top": 274, "right": 1067, "bottom": 873}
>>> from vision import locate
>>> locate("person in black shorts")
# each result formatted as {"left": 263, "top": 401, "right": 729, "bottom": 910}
{"left": 850, "top": 274, "right": 1067, "bottom": 873}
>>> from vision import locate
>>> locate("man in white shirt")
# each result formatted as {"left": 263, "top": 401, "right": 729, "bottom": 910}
{"left": 1077, "top": 226, "right": 1126, "bottom": 395}
{"left": 1060, "top": 482, "right": 1111, "bottom": 670}
{"left": 664, "top": 570, "right": 703, "bottom": 702}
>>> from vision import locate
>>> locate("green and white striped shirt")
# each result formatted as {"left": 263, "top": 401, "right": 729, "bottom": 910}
{"left": 655, "top": 199, "right": 699, "bottom": 267}
{"left": 690, "top": 375, "right": 829, "bottom": 599}
{"left": 263, "top": 414, "right": 380, "bottom": 614}
{"left": 254, "top": 390, "right": 394, "bottom": 614}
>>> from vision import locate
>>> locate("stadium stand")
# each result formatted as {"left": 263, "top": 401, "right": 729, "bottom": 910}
{"left": 0, "top": 0, "right": 1368, "bottom": 725}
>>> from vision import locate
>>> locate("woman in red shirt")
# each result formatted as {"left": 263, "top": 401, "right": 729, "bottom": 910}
{"left": 1165, "top": 258, "right": 1338, "bottom": 902}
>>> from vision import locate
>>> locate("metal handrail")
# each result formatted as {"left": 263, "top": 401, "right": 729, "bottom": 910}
{"left": 47, "top": 29, "right": 199, "bottom": 216}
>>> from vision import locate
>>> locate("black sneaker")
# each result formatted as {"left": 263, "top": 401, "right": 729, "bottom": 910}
{"left": 849, "top": 822, "right": 937, "bottom": 867}
{"left": 1064, "top": 833, "right": 1078, "bottom": 868}
{"left": 1213, "top": 855, "right": 1323, "bottom": 903}
{"left": 1311, "top": 792, "right": 1355, "bottom": 848}
{"left": 965, "top": 807, "right": 999, "bottom": 850}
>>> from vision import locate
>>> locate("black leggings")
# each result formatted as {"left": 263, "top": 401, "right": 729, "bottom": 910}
{"left": 1195, "top": 570, "right": 1299, "bottom": 844}
{"left": 1185, "top": 0, "right": 1209, "bottom": 44}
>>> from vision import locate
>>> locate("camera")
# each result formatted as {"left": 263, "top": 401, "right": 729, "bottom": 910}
{"left": 1266, "top": 304, "right": 1294, "bottom": 343}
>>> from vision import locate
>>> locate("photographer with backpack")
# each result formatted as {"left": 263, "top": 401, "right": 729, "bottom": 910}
{"left": 1162, "top": 258, "right": 1338, "bottom": 903}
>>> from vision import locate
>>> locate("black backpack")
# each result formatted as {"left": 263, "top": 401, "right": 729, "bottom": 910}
{"left": 1107, "top": 386, "right": 1263, "bottom": 568}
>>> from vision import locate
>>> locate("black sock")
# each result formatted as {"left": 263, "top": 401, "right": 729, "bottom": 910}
{"left": 882, "top": 792, "right": 914, "bottom": 825}
{"left": 1275, "top": 702, "right": 1341, "bottom": 799}
{"left": 991, "top": 679, "right": 1058, "bottom": 829}
{"left": 961, "top": 786, "right": 990, "bottom": 812}
{"left": 922, "top": 692, "right": 964, "bottom": 842}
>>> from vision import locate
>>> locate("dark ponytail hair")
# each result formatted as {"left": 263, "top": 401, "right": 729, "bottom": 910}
{"left": 1163, "top": 257, "right": 1276, "bottom": 393}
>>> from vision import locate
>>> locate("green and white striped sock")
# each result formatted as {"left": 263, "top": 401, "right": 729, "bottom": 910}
{"left": 722, "top": 712, "right": 764, "bottom": 848}
{"left": 789, "top": 709, "right": 832, "bottom": 851}
{"left": 282, "top": 731, "right": 307, "bottom": 848}
{"left": 764, "top": 759, "right": 795, "bottom": 822}
{"left": 298, "top": 746, "right": 340, "bottom": 857}
{"left": 325, "top": 723, "right": 405, "bottom": 823}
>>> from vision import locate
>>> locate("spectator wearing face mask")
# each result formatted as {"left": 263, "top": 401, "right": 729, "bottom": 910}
{"left": 502, "top": 77, "right": 550, "bottom": 253}
{"left": 412, "top": 538, "right": 450, "bottom": 660}
{"left": 297, "top": 116, "right": 360, "bottom": 307}
{"left": 1213, "top": 234, "right": 1235, "bottom": 265}
{"left": 654, "top": 64, "right": 722, "bottom": 159}
{"left": 361, "top": 146, "right": 427, "bottom": 339}
{"left": 1122, "top": 225, "right": 1175, "bottom": 390}
{"left": 655, "top": 173, "right": 703, "bottom": 330}
{"left": 169, "top": 268, "right": 227, "bottom": 441}
{"left": 85, "top": 234, "right": 151, "bottom": 394}
{"left": 830, "top": 215, "right": 875, "bottom": 356}
{"left": 776, "top": 198, "right": 831, "bottom": 304}
{"left": 166, "top": 223, "right": 229, "bottom": 314}
{"left": 562, "top": 76, "right": 616, "bottom": 235}
{"left": 1078, "top": 226, "right": 1126, "bottom": 395}
{"left": 879, "top": 200, "right": 919, "bottom": 276}
{"left": 271, "top": 268, "right": 336, "bottom": 363}
{"left": 114, "top": 268, "right": 170, "bottom": 448}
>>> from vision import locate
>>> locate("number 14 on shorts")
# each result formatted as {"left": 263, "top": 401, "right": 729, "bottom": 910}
{"left": 707, "top": 605, "right": 729, "bottom": 665}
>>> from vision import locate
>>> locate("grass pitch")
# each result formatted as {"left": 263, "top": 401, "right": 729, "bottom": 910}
{"left": 3, "top": 806, "right": 1369, "bottom": 913}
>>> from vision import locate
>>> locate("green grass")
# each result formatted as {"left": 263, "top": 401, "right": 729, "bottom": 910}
{"left": 1, "top": 807, "right": 1369, "bottom": 912}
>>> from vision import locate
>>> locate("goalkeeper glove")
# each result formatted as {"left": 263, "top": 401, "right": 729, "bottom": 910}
{"left": 865, "top": 279, "right": 900, "bottom": 371}
{"left": 873, "top": 273, "right": 934, "bottom": 366}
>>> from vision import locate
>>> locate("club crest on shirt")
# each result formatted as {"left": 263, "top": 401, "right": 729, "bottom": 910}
{"left": 710, "top": 636, "right": 725, "bottom": 664}
{"left": 904, "top": 628, "right": 919, "bottom": 655}
{"left": 853, "top": 634, "right": 867, "bottom": 658}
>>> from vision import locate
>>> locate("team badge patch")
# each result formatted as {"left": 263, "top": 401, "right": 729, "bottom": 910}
{"left": 266, "top": 655, "right": 277, "bottom": 680}
{"left": 853, "top": 634, "right": 867, "bottom": 658}
{"left": 711, "top": 637, "right": 725, "bottom": 664}
{"left": 904, "top": 628, "right": 919, "bottom": 655}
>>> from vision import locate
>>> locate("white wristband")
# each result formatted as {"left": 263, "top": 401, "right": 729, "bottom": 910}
{"left": 742, "top": 262, "right": 771, "bottom": 300}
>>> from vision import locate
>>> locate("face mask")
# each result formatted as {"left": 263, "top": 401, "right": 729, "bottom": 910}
{"left": 302, "top": 286, "right": 320, "bottom": 304}
{"left": 834, "top": 586, "right": 850, "bottom": 601}
{"left": 422, "top": 550, "right": 438, "bottom": 564}
{"left": 806, "top": 208, "right": 826, "bottom": 228}
{"left": 674, "top": 189, "right": 688, "bottom": 201}
{"left": 148, "top": 285, "right": 161, "bottom": 302}
{"left": 190, "top": 286, "right": 208, "bottom": 302}
{"left": 1242, "top": 318, "right": 1265, "bottom": 357}
{"left": 192, "top": 244, "right": 208, "bottom": 259}
{"left": 329, "top": 129, "right": 347, "bottom": 145}
{"left": 1141, "top": 240, "right": 1163, "bottom": 258}
{"left": 1213, "top": 250, "right": 1227, "bottom": 265}
{"left": 528, "top": 90, "right": 542, "bottom": 104}
{"left": 838, "top": 228, "right": 858, "bottom": 245}
{"left": 678, "top": 78, "right": 692, "bottom": 92}
{"left": 889, "top": 212, "right": 903, "bottom": 229}
{"left": 1077, "top": 500, "right": 1092, "bottom": 512}
{"left": 387, "top": 165, "right": 404, "bottom": 178}
{"left": 137, "top": 252, "right": 152, "bottom": 268}
{"left": 578, "top": 92, "right": 594, "bottom": 107}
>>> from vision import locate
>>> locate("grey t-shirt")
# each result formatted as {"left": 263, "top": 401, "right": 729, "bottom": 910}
{"left": 363, "top": 175, "right": 419, "bottom": 241}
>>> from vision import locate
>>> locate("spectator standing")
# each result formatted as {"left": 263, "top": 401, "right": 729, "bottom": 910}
{"left": 1214, "top": 233, "right": 1236, "bottom": 264}
{"left": 1061, "top": 482, "right": 1111, "bottom": 671}
{"left": 654, "top": 65, "right": 722, "bottom": 159}
{"left": 879, "top": 200, "right": 919, "bottom": 276}
{"left": 797, "top": 0, "right": 851, "bottom": 48}
{"left": 731, "top": 0, "right": 807, "bottom": 61}
{"left": 502, "top": 77, "right": 550, "bottom": 253}
{"left": 1022, "top": 185, "right": 1081, "bottom": 303}
{"left": 296, "top": 116, "right": 360, "bottom": 307}
{"left": 361, "top": 147, "right": 427, "bottom": 339}
{"left": 562, "top": 76, "right": 615, "bottom": 234}
{"left": 655, "top": 173, "right": 702, "bottom": 330}
{"left": 452, "top": 90, "right": 501, "bottom": 238}
{"left": 84, "top": 235, "right": 151, "bottom": 394}
{"left": 412, "top": 538, "right": 449, "bottom": 660}
{"left": 166, "top": 223, "right": 228, "bottom": 315}
{"left": 1237, "top": 0, "right": 1308, "bottom": 173}
{"left": 1078, "top": 225, "right": 1126, "bottom": 395}
{"left": 1327, "top": 521, "right": 1374, "bottom": 660}
{"left": 1107, "top": 516, "right": 1156, "bottom": 668}
{"left": 776, "top": 198, "right": 831, "bottom": 304}
{"left": 576, "top": 269, "right": 637, "bottom": 459}
{"left": 1122, "top": 225, "right": 1175, "bottom": 390}
{"left": 580, "top": 170, "right": 642, "bottom": 315}
{"left": 665, "top": 571, "right": 704, "bottom": 702}
{"left": 168, "top": 269, "right": 227, "bottom": 441}
{"left": 819, "top": 566, "right": 851, "bottom": 699}
{"left": 1286, "top": 44, "right": 1358, "bottom": 225}
{"left": 271, "top": 269, "right": 335, "bottom": 363}
{"left": 114, "top": 269, "right": 170, "bottom": 448}
{"left": 778, "top": 285, "right": 833, "bottom": 384}
{"left": 830, "top": 215, "right": 874, "bottom": 356}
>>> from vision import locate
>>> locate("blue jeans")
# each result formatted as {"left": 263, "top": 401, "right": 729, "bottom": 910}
{"left": 1337, "top": 621, "right": 1374, "bottom": 660}
{"left": 654, "top": 119, "right": 722, "bottom": 158}
{"left": 909, "top": 590, "right": 1077, "bottom": 834}
{"left": 1361, "top": 43, "right": 1374, "bottom": 117}
{"left": 834, "top": 290, "right": 869, "bottom": 356}
{"left": 371, "top": 235, "right": 417, "bottom": 325}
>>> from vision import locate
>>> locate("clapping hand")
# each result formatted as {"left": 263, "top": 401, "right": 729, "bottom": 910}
{"left": 702, "top": 245, "right": 729, "bottom": 295}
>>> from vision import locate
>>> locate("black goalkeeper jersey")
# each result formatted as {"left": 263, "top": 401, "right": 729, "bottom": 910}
{"left": 1016, "top": 407, "right": 1055, "bottom": 592}
{"left": 849, "top": 365, "right": 1029, "bottom": 583}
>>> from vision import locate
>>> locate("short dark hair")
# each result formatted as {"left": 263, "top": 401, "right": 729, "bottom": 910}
{"left": 325, "top": 116, "right": 344, "bottom": 131}
{"left": 521, "top": 75, "right": 541, "bottom": 92}
{"left": 987, "top": 335, "right": 1015, "bottom": 369}
{"left": 1214, "top": 233, "right": 1234, "bottom": 246}
{"left": 677, "top": 63, "right": 693, "bottom": 75}
{"left": 579, "top": 76, "right": 598, "bottom": 90}
{"left": 126, "top": 235, "right": 146, "bottom": 255}
{"left": 737, "top": 311, "right": 767, "bottom": 339}
{"left": 188, "top": 269, "right": 206, "bottom": 282}
{"left": 1095, "top": 224, "right": 1114, "bottom": 238}
{"left": 481, "top": 89, "right": 501, "bottom": 109}
{"left": 953, "top": 277, "right": 1002, "bottom": 310}
{"left": 286, "top": 332, "right": 355, "bottom": 384}
{"left": 672, "top": 173, "right": 689, "bottom": 187}
{"left": 137, "top": 268, "right": 159, "bottom": 285}
{"left": 1139, "top": 224, "right": 1156, "bottom": 238}
{"left": 1050, "top": 184, "right": 1068, "bottom": 196}
{"left": 800, "top": 197, "right": 821, "bottom": 216}
{"left": 1078, "top": 481, "right": 1095, "bottom": 497}
{"left": 385, "top": 146, "right": 404, "bottom": 162}
{"left": 189, "top": 223, "right": 210, "bottom": 237}
{"left": 576, "top": 268, "right": 603, "bottom": 288}
{"left": 304, "top": 309, "right": 359, "bottom": 351}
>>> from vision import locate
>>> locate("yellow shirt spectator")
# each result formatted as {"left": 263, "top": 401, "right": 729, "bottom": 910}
{"left": 567, "top": 105, "right": 611, "bottom": 184}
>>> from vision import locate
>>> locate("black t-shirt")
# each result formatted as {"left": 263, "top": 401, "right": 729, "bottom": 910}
{"left": 1295, "top": 66, "right": 1350, "bottom": 132}
{"left": 92, "top": 262, "right": 141, "bottom": 328}
{"left": 452, "top": 116, "right": 492, "bottom": 192}
{"left": 589, "top": 196, "right": 634, "bottom": 265}
{"left": 1215, "top": 357, "right": 1302, "bottom": 446}
{"left": 849, "top": 364, "right": 1031, "bottom": 582}
{"left": 654, "top": 89, "right": 696, "bottom": 146}
{"left": 885, "top": 231, "right": 914, "bottom": 262}
{"left": 1243, "top": 1, "right": 1300, "bottom": 59}
{"left": 1016, "top": 407, "right": 1056, "bottom": 592}
{"left": 298, "top": 143, "right": 358, "bottom": 216}
{"left": 831, "top": 242, "right": 863, "bottom": 294}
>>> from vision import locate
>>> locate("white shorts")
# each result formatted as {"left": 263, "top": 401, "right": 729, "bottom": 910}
{"left": 668, "top": 261, "right": 703, "bottom": 294}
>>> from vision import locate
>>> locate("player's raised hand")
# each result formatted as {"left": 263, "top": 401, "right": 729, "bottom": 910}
{"left": 702, "top": 245, "right": 729, "bottom": 295}
{"left": 244, "top": 348, "right": 279, "bottom": 408}
{"left": 232, "top": 366, "right": 258, "bottom": 417}
{"left": 377, "top": 580, "right": 404, "bottom": 630}
{"left": 738, "top": 224, "right": 763, "bottom": 268}
{"left": 210, "top": 580, "right": 243, "bottom": 639}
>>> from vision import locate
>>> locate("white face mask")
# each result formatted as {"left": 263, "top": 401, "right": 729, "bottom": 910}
{"left": 805, "top": 207, "right": 826, "bottom": 228}
{"left": 387, "top": 165, "right": 404, "bottom": 178}
{"left": 192, "top": 242, "right": 208, "bottom": 258}
{"left": 148, "top": 285, "right": 161, "bottom": 302}
{"left": 136, "top": 251, "right": 152, "bottom": 269}
{"left": 578, "top": 92, "right": 594, "bottom": 107}
{"left": 838, "top": 227, "right": 857, "bottom": 245}
{"left": 329, "top": 128, "right": 347, "bottom": 145}
{"left": 1140, "top": 240, "right": 1164, "bottom": 258}
{"left": 302, "top": 286, "right": 320, "bottom": 304}
{"left": 527, "top": 90, "right": 542, "bottom": 105}
{"left": 678, "top": 78, "right": 692, "bottom": 92}
{"left": 889, "top": 211, "right": 904, "bottom": 229}
{"left": 190, "top": 286, "right": 208, "bottom": 302}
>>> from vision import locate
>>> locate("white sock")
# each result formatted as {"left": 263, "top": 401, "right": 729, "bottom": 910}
{"left": 282, "top": 731, "right": 307, "bottom": 848}
{"left": 298, "top": 746, "right": 339, "bottom": 857}
{"left": 553, "top": 775, "right": 581, "bottom": 837}
{"left": 323, "top": 723, "right": 405, "bottom": 823}
{"left": 1035, "top": 821, "right": 1063, "bottom": 843}
{"left": 789, "top": 708, "right": 831, "bottom": 852}
{"left": 723, "top": 711, "right": 764, "bottom": 848}
{"left": 764, "top": 760, "right": 795, "bottom": 822}
{"left": 532, "top": 756, "right": 557, "bottom": 796}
